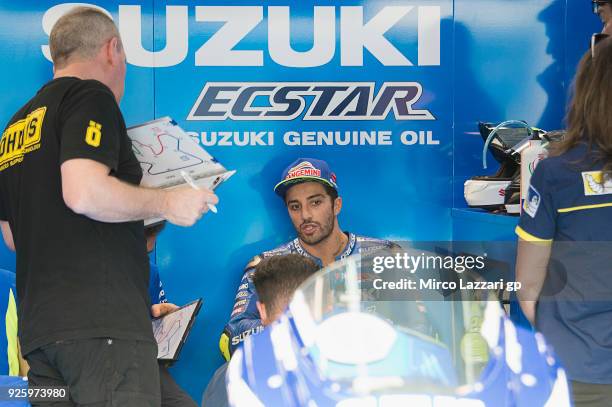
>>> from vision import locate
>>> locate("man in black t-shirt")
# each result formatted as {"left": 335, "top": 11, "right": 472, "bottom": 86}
{"left": 0, "top": 7, "right": 218, "bottom": 407}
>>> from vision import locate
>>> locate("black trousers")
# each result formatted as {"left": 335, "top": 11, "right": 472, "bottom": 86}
{"left": 26, "top": 338, "right": 160, "bottom": 407}
{"left": 159, "top": 364, "right": 197, "bottom": 407}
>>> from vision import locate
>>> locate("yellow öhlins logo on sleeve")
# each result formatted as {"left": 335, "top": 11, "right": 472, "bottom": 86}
{"left": 0, "top": 107, "right": 46, "bottom": 171}
{"left": 85, "top": 120, "right": 102, "bottom": 147}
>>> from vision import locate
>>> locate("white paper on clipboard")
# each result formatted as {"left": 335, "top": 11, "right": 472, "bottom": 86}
{"left": 127, "top": 117, "right": 235, "bottom": 225}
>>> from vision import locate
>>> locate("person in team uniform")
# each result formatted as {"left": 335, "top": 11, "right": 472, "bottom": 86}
{"left": 0, "top": 7, "right": 216, "bottom": 406}
{"left": 516, "top": 36, "right": 612, "bottom": 407}
{"left": 219, "top": 158, "right": 396, "bottom": 360}
{"left": 0, "top": 268, "right": 27, "bottom": 377}
{"left": 203, "top": 254, "right": 318, "bottom": 407}
{"left": 145, "top": 223, "right": 198, "bottom": 407}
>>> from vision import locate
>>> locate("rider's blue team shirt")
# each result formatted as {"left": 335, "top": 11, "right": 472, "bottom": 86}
{"left": 516, "top": 143, "right": 612, "bottom": 383}
{"left": 220, "top": 233, "right": 397, "bottom": 360}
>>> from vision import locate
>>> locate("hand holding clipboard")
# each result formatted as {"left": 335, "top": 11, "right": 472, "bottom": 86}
{"left": 152, "top": 298, "right": 203, "bottom": 362}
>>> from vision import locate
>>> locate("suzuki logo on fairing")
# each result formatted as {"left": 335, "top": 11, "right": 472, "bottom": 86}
{"left": 42, "top": 4, "right": 441, "bottom": 68}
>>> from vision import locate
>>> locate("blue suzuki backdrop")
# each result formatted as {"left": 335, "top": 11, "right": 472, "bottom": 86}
{"left": 0, "top": 0, "right": 600, "bottom": 401}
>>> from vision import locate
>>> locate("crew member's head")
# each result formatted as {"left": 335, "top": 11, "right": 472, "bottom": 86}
{"left": 594, "top": 0, "right": 612, "bottom": 34}
{"left": 253, "top": 254, "right": 319, "bottom": 325}
{"left": 273, "top": 158, "right": 342, "bottom": 246}
{"left": 50, "top": 6, "right": 127, "bottom": 102}
{"left": 144, "top": 221, "right": 166, "bottom": 253}
{"left": 561, "top": 35, "right": 612, "bottom": 178}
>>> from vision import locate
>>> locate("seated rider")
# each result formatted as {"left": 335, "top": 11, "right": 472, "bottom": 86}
{"left": 219, "top": 158, "right": 397, "bottom": 360}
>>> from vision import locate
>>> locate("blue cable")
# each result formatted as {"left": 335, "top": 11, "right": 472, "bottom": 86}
{"left": 482, "top": 120, "right": 532, "bottom": 169}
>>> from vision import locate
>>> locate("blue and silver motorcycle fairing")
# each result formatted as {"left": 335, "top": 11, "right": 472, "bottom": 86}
{"left": 228, "top": 303, "right": 570, "bottom": 406}
{"left": 227, "top": 254, "right": 571, "bottom": 407}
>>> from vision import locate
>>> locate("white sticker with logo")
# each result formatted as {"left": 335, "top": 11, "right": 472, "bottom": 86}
{"left": 523, "top": 185, "right": 541, "bottom": 218}
{"left": 582, "top": 171, "right": 612, "bottom": 196}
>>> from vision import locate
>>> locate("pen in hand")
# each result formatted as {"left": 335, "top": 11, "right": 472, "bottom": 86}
{"left": 180, "top": 170, "right": 218, "bottom": 214}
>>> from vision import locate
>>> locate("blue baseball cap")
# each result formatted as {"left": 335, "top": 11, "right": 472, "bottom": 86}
{"left": 274, "top": 158, "right": 338, "bottom": 197}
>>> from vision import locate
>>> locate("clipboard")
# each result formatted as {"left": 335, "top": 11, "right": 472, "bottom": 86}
{"left": 152, "top": 298, "right": 203, "bottom": 362}
{"left": 127, "top": 117, "right": 236, "bottom": 225}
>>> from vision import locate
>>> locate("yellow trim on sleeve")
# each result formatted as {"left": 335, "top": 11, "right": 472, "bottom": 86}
{"left": 5, "top": 288, "right": 19, "bottom": 376}
{"left": 515, "top": 226, "right": 553, "bottom": 243}
{"left": 219, "top": 332, "right": 230, "bottom": 362}
{"left": 557, "top": 203, "right": 612, "bottom": 213}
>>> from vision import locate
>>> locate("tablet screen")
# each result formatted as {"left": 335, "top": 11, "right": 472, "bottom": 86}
{"left": 152, "top": 299, "right": 202, "bottom": 360}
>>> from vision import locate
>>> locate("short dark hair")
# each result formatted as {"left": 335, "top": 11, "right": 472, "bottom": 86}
{"left": 284, "top": 181, "right": 338, "bottom": 203}
{"left": 322, "top": 182, "right": 338, "bottom": 201}
{"left": 252, "top": 254, "right": 319, "bottom": 316}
